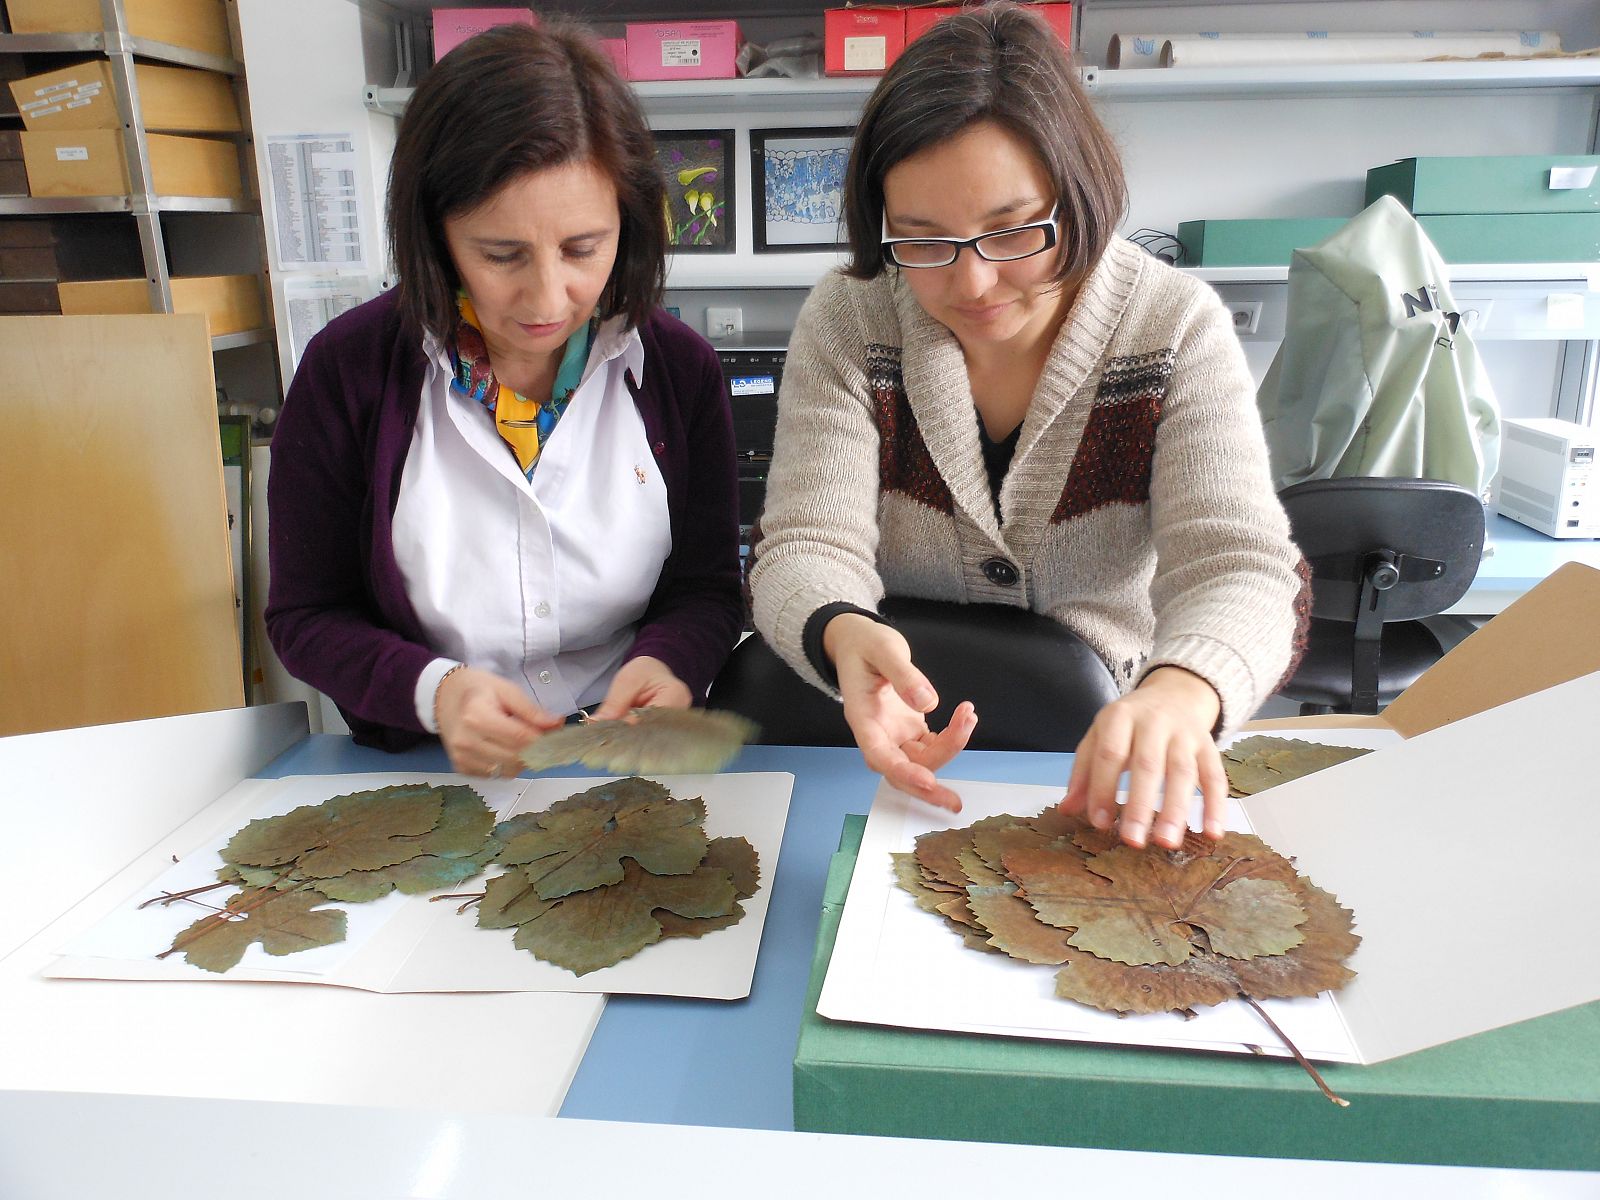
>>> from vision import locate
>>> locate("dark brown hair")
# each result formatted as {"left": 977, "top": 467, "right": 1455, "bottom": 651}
{"left": 387, "top": 19, "right": 665, "bottom": 339}
{"left": 842, "top": 3, "right": 1126, "bottom": 283}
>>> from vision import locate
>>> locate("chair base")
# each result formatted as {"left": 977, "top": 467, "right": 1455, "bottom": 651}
{"left": 1277, "top": 618, "right": 1446, "bottom": 712}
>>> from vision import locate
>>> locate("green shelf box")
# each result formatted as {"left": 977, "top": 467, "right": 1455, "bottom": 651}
{"left": 1176, "top": 218, "right": 1348, "bottom": 266}
{"left": 1367, "top": 156, "right": 1600, "bottom": 215}
{"left": 794, "top": 815, "right": 1600, "bottom": 1169}
{"left": 1418, "top": 212, "right": 1600, "bottom": 264}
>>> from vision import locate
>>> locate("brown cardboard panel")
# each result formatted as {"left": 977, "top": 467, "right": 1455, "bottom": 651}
{"left": 0, "top": 130, "right": 21, "bottom": 159}
{"left": 0, "top": 313, "right": 243, "bottom": 736}
{"left": 0, "top": 160, "right": 28, "bottom": 195}
{"left": 0, "top": 219, "right": 55, "bottom": 249}
{"left": 0, "top": 246, "right": 59, "bottom": 279}
{"left": 6, "top": 0, "right": 232, "bottom": 58}
{"left": 9, "top": 61, "right": 240, "bottom": 133}
{"left": 58, "top": 273, "right": 264, "bottom": 335}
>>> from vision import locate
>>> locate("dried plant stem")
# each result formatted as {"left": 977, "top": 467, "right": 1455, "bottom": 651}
{"left": 1237, "top": 990, "right": 1349, "bottom": 1107}
{"left": 139, "top": 880, "right": 232, "bottom": 909}
{"left": 156, "top": 881, "right": 312, "bottom": 959}
{"left": 433, "top": 890, "right": 486, "bottom": 915}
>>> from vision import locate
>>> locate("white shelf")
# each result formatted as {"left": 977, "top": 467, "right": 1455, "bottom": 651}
{"left": 365, "top": 58, "right": 1600, "bottom": 119}
{"left": 665, "top": 251, "right": 848, "bottom": 291}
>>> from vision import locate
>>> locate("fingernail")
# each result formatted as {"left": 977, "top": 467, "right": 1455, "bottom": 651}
{"left": 1090, "top": 808, "right": 1113, "bottom": 831}
{"left": 1205, "top": 820, "right": 1223, "bottom": 839}
{"left": 1123, "top": 819, "right": 1147, "bottom": 846}
{"left": 911, "top": 688, "right": 934, "bottom": 709}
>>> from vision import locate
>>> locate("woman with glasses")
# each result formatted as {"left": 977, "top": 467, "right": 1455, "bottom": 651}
{"left": 266, "top": 21, "right": 742, "bottom": 778}
{"left": 747, "top": 3, "right": 1305, "bottom": 849}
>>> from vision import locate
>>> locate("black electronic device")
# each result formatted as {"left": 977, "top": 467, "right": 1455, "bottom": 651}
{"left": 711, "top": 330, "right": 788, "bottom": 529}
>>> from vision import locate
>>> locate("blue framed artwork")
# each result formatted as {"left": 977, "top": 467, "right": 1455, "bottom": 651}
{"left": 750, "top": 126, "right": 853, "bottom": 253}
{"left": 653, "top": 129, "right": 735, "bottom": 253}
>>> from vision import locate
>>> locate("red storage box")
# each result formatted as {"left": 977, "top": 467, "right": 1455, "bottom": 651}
{"left": 625, "top": 20, "right": 742, "bottom": 82}
{"left": 823, "top": 8, "right": 906, "bottom": 76}
{"left": 432, "top": 7, "right": 537, "bottom": 63}
{"left": 905, "top": 3, "right": 1072, "bottom": 50}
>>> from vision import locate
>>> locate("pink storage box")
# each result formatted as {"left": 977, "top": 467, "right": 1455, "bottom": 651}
{"left": 433, "top": 7, "right": 537, "bottom": 62}
{"left": 598, "top": 37, "right": 629, "bottom": 79}
{"left": 624, "top": 20, "right": 742, "bottom": 82}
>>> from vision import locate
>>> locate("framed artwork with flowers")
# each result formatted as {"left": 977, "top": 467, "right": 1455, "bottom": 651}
{"left": 750, "top": 127, "right": 853, "bottom": 253}
{"left": 653, "top": 129, "right": 736, "bottom": 253}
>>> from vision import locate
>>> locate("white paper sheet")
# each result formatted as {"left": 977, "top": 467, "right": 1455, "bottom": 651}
{"left": 817, "top": 768, "right": 1373, "bottom": 1063}
{"left": 265, "top": 132, "right": 367, "bottom": 270}
{"left": 47, "top": 771, "right": 793, "bottom": 1000}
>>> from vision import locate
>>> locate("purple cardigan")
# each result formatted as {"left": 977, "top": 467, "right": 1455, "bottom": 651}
{"left": 265, "top": 289, "right": 743, "bottom": 751}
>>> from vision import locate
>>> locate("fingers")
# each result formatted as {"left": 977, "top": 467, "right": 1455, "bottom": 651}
{"left": 438, "top": 669, "right": 559, "bottom": 777}
{"left": 848, "top": 699, "right": 965, "bottom": 813}
{"left": 592, "top": 657, "right": 692, "bottom": 720}
{"left": 901, "top": 701, "right": 977, "bottom": 774}
{"left": 1196, "top": 741, "right": 1229, "bottom": 841}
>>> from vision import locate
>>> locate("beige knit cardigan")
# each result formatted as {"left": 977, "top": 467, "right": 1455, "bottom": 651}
{"left": 749, "top": 238, "right": 1307, "bottom": 733}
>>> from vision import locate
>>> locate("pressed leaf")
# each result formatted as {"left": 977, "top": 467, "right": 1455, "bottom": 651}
{"left": 518, "top": 708, "right": 757, "bottom": 775}
{"left": 913, "top": 815, "right": 1021, "bottom": 889}
{"left": 968, "top": 889, "right": 1076, "bottom": 964}
{"left": 221, "top": 784, "right": 445, "bottom": 877}
{"left": 1054, "top": 947, "right": 1240, "bottom": 1015}
{"left": 169, "top": 887, "right": 346, "bottom": 974}
{"left": 1228, "top": 882, "right": 1360, "bottom": 999}
{"left": 1222, "top": 736, "right": 1374, "bottom": 797}
{"left": 656, "top": 837, "right": 760, "bottom": 938}
{"left": 497, "top": 777, "right": 708, "bottom": 900}
{"left": 511, "top": 859, "right": 737, "bottom": 975}
{"left": 476, "top": 867, "right": 558, "bottom": 930}
{"left": 312, "top": 839, "right": 501, "bottom": 903}
{"left": 407, "top": 786, "right": 497, "bottom": 858}
{"left": 970, "top": 811, "right": 1089, "bottom": 875}
{"left": 893, "top": 852, "right": 957, "bottom": 916}
{"left": 1007, "top": 841, "right": 1307, "bottom": 967}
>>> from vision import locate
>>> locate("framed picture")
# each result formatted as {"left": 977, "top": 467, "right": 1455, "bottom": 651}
{"left": 750, "top": 127, "right": 854, "bottom": 253}
{"left": 653, "top": 129, "right": 735, "bottom": 253}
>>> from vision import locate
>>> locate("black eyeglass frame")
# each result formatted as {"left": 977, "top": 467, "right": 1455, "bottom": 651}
{"left": 879, "top": 204, "right": 1061, "bottom": 269}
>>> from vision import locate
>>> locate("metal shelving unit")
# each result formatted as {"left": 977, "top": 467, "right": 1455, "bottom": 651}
{"left": 0, "top": 1, "right": 276, "bottom": 355}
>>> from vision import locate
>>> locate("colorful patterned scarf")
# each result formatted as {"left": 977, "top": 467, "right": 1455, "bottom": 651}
{"left": 449, "top": 294, "right": 592, "bottom": 478}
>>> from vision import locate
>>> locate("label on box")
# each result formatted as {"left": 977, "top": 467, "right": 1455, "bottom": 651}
{"left": 660, "top": 38, "right": 703, "bottom": 66}
{"left": 65, "top": 98, "right": 94, "bottom": 109}
{"left": 29, "top": 104, "right": 64, "bottom": 117}
{"left": 55, "top": 146, "right": 90, "bottom": 161}
{"left": 1549, "top": 165, "right": 1598, "bottom": 191}
{"left": 1547, "top": 293, "right": 1586, "bottom": 330}
{"left": 844, "top": 35, "right": 888, "bottom": 71}
{"left": 32, "top": 79, "right": 80, "bottom": 97}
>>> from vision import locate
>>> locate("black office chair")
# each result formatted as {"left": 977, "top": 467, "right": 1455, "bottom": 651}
{"left": 706, "top": 596, "right": 1120, "bottom": 750}
{"left": 1277, "top": 477, "right": 1485, "bottom": 716}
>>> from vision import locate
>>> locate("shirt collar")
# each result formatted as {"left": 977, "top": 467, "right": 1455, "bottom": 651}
{"left": 422, "top": 313, "right": 645, "bottom": 390}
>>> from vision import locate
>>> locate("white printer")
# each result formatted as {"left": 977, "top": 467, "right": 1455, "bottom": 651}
{"left": 1495, "top": 417, "right": 1598, "bottom": 539}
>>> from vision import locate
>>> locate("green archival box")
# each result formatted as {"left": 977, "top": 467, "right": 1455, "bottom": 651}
{"left": 1366, "top": 156, "right": 1600, "bottom": 215}
{"left": 794, "top": 816, "right": 1600, "bottom": 1169}
{"left": 1418, "top": 212, "right": 1600, "bottom": 264}
{"left": 1177, "top": 218, "right": 1348, "bottom": 266}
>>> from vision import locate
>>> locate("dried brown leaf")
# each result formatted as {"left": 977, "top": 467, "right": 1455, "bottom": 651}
{"left": 168, "top": 887, "right": 346, "bottom": 974}
{"left": 518, "top": 708, "right": 756, "bottom": 775}
{"left": 1222, "top": 736, "right": 1374, "bottom": 797}
{"left": 1228, "top": 882, "right": 1360, "bottom": 999}
{"left": 1053, "top": 947, "right": 1240, "bottom": 1014}
{"left": 655, "top": 837, "right": 760, "bottom": 938}
{"left": 967, "top": 889, "right": 1076, "bottom": 964}
{"left": 221, "top": 784, "right": 446, "bottom": 877}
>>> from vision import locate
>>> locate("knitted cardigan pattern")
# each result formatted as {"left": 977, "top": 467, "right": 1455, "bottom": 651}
{"left": 749, "top": 238, "right": 1308, "bottom": 733}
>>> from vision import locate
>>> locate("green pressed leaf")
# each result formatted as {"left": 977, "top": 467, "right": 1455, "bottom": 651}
{"left": 518, "top": 708, "right": 757, "bottom": 775}
{"left": 169, "top": 887, "right": 347, "bottom": 974}
{"left": 497, "top": 777, "right": 708, "bottom": 900}
{"left": 1222, "top": 736, "right": 1374, "bottom": 797}
{"left": 312, "top": 840, "right": 500, "bottom": 903}
{"left": 655, "top": 836, "right": 761, "bottom": 938}
{"left": 408, "top": 786, "right": 497, "bottom": 858}
{"left": 511, "top": 860, "right": 737, "bottom": 975}
{"left": 476, "top": 867, "right": 558, "bottom": 930}
{"left": 221, "top": 784, "right": 445, "bottom": 877}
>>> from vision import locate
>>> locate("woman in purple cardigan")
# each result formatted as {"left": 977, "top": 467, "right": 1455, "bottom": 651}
{"left": 265, "top": 20, "right": 742, "bottom": 776}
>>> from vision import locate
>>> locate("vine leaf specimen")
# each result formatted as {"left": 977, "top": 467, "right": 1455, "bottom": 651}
{"left": 892, "top": 809, "right": 1359, "bottom": 1104}
{"left": 1222, "top": 736, "right": 1373, "bottom": 797}
{"left": 168, "top": 888, "right": 347, "bottom": 974}
{"left": 518, "top": 707, "right": 757, "bottom": 775}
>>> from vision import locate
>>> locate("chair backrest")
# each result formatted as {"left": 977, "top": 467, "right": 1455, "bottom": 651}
{"left": 707, "top": 596, "right": 1120, "bottom": 751}
{"left": 1278, "top": 477, "right": 1485, "bottom": 624}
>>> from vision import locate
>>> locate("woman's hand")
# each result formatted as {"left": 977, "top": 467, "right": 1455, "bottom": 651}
{"left": 435, "top": 666, "right": 563, "bottom": 778}
{"left": 1060, "top": 666, "right": 1227, "bottom": 849}
{"left": 825, "top": 613, "right": 977, "bottom": 812}
{"left": 592, "top": 656, "right": 693, "bottom": 721}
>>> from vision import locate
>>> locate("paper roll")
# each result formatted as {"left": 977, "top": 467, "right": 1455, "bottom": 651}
{"left": 1161, "top": 32, "right": 1563, "bottom": 68}
{"left": 1106, "top": 34, "right": 1166, "bottom": 69}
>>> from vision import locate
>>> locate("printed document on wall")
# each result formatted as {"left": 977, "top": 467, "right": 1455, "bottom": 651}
{"left": 267, "top": 132, "right": 367, "bottom": 271}
{"left": 284, "top": 276, "right": 377, "bottom": 369}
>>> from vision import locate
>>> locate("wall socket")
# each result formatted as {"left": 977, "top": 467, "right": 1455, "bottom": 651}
{"left": 706, "top": 306, "right": 743, "bottom": 338}
{"left": 1226, "top": 301, "right": 1263, "bottom": 335}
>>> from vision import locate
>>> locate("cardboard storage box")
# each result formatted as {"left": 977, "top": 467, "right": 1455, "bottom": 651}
{"left": 1367, "top": 155, "right": 1600, "bottom": 215}
{"left": 598, "top": 37, "right": 629, "bottom": 79}
{"left": 907, "top": 3, "right": 1072, "bottom": 47}
{"left": 56, "top": 274, "right": 265, "bottom": 335}
{"left": 0, "top": 161, "right": 27, "bottom": 195}
{"left": 1418, "top": 212, "right": 1600, "bottom": 264}
{"left": 431, "top": 7, "right": 537, "bottom": 62}
{"left": 796, "top": 565, "right": 1600, "bottom": 1169}
{"left": 823, "top": 8, "right": 906, "bottom": 76}
{"left": 624, "top": 20, "right": 742, "bottom": 82}
{"left": 0, "top": 281, "right": 61, "bottom": 313}
{"left": 1177, "top": 217, "right": 1349, "bottom": 266}
{"left": 6, "top": 0, "right": 232, "bottom": 58}
{"left": 10, "top": 60, "right": 240, "bottom": 133}
{"left": 21, "top": 130, "right": 243, "bottom": 198}
{"left": 0, "top": 246, "right": 58, "bottom": 278}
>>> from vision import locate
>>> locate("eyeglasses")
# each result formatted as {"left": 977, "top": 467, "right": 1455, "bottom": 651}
{"left": 880, "top": 204, "right": 1059, "bottom": 269}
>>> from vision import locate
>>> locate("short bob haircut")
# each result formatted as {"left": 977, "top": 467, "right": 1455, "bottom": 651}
{"left": 842, "top": 3, "right": 1126, "bottom": 285}
{"left": 387, "top": 19, "right": 666, "bottom": 340}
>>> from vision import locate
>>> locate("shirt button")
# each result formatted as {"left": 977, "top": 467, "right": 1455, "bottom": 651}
{"left": 534, "top": 602, "right": 551, "bottom": 617}
{"left": 982, "top": 558, "right": 1019, "bottom": 587}
{"left": 538, "top": 670, "right": 553, "bottom": 685}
